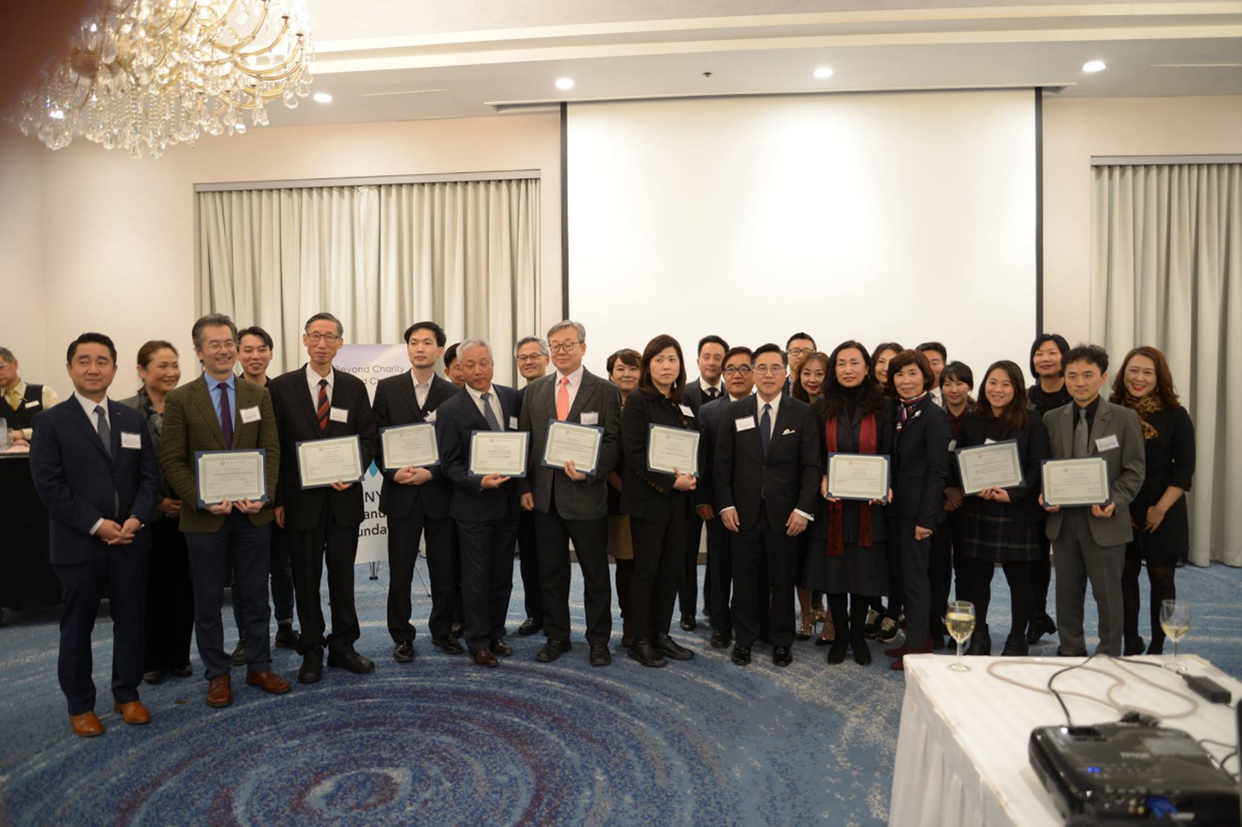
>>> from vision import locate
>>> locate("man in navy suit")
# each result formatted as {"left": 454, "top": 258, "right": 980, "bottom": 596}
{"left": 29, "top": 332, "right": 160, "bottom": 737}
{"left": 435, "top": 339, "right": 523, "bottom": 667}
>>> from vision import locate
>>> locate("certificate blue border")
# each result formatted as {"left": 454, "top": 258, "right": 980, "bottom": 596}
{"left": 468, "top": 429, "right": 529, "bottom": 479}
{"left": 1040, "top": 456, "right": 1111, "bottom": 507}
{"left": 379, "top": 423, "right": 440, "bottom": 471}
{"left": 954, "top": 438, "right": 1025, "bottom": 495}
{"left": 194, "top": 448, "right": 268, "bottom": 508}
{"left": 540, "top": 418, "right": 605, "bottom": 475}
{"left": 295, "top": 435, "right": 365, "bottom": 491}
{"left": 825, "top": 452, "right": 891, "bottom": 503}
{"left": 646, "top": 422, "right": 699, "bottom": 477}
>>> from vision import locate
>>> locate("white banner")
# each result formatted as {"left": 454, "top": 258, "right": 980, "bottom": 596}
{"left": 333, "top": 344, "right": 410, "bottom": 565}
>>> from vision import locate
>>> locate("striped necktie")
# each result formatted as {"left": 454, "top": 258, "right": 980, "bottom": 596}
{"left": 317, "top": 379, "right": 330, "bottom": 433}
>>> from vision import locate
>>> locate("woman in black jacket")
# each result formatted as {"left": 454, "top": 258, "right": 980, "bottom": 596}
{"left": 621, "top": 335, "right": 700, "bottom": 668}
{"left": 1110, "top": 346, "right": 1195, "bottom": 655}
{"left": 955, "top": 361, "right": 1050, "bottom": 656}
{"left": 606, "top": 348, "right": 642, "bottom": 646}
{"left": 884, "top": 349, "right": 951, "bottom": 670}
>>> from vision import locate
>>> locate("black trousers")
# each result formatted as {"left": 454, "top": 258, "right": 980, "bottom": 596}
{"left": 386, "top": 502, "right": 454, "bottom": 643}
{"left": 449, "top": 522, "right": 466, "bottom": 626}
{"left": 707, "top": 517, "right": 734, "bottom": 632}
{"left": 628, "top": 502, "right": 689, "bottom": 642}
{"left": 928, "top": 524, "right": 953, "bottom": 639}
{"left": 145, "top": 517, "right": 194, "bottom": 671}
{"left": 288, "top": 506, "right": 360, "bottom": 657}
{"left": 457, "top": 516, "right": 520, "bottom": 653}
{"left": 535, "top": 500, "right": 611, "bottom": 645}
{"left": 1031, "top": 532, "right": 1053, "bottom": 618}
{"left": 959, "top": 555, "right": 1033, "bottom": 641}
{"left": 884, "top": 520, "right": 907, "bottom": 622}
{"left": 232, "top": 521, "right": 295, "bottom": 630}
{"left": 679, "top": 513, "right": 707, "bottom": 617}
{"left": 54, "top": 547, "right": 148, "bottom": 715}
{"left": 517, "top": 510, "right": 543, "bottom": 621}
{"left": 731, "top": 506, "right": 796, "bottom": 648}
{"left": 896, "top": 518, "right": 932, "bottom": 648}
{"left": 186, "top": 512, "right": 272, "bottom": 677}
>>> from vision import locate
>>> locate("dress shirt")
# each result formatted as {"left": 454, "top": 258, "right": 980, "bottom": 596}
{"left": 699, "top": 378, "right": 723, "bottom": 399}
{"left": 306, "top": 363, "right": 334, "bottom": 407}
{"left": 465, "top": 383, "right": 506, "bottom": 430}
{"left": 930, "top": 386, "right": 944, "bottom": 408}
{"left": 4, "top": 379, "right": 61, "bottom": 440}
{"left": 721, "top": 391, "right": 812, "bottom": 521}
{"left": 412, "top": 371, "right": 434, "bottom": 408}
{"left": 204, "top": 371, "right": 236, "bottom": 432}
{"left": 554, "top": 365, "right": 585, "bottom": 414}
{"left": 73, "top": 391, "right": 113, "bottom": 536}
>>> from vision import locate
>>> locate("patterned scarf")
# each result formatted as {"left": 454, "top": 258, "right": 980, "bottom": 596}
{"left": 1122, "top": 391, "right": 1163, "bottom": 441}
{"left": 895, "top": 392, "right": 928, "bottom": 434}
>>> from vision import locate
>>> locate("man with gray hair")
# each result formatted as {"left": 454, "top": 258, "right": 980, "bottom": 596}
{"left": 515, "top": 337, "right": 550, "bottom": 389}
{"left": 513, "top": 335, "right": 549, "bottom": 635}
{"left": 518, "top": 321, "right": 623, "bottom": 667}
{"left": 0, "top": 345, "right": 60, "bottom": 446}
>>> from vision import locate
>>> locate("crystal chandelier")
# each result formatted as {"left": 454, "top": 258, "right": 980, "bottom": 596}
{"left": 10, "top": 0, "right": 314, "bottom": 159}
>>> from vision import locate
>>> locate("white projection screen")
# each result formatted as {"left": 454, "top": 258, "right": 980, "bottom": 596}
{"left": 566, "top": 89, "right": 1038, "bottom": 382}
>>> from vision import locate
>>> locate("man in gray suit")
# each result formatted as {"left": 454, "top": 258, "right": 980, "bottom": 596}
{"left": 1042, "top": 344, "right": 1145, "bottom": 657}
{"left": 518, "top": 320, "right": 622, "bottom": 667}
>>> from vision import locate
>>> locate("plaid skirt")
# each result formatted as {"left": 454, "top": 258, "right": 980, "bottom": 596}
{"left": 956, "top": 501, "right": 1041, "bottom": 563}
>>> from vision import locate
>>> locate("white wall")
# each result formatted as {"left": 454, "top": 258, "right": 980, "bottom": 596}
{"left": 0, "top": 129, "right": 47, "bottom": 383}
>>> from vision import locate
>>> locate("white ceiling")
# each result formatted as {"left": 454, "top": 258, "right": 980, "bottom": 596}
{"left": 260, "top": 1, "right": 1242, "bottom": 128}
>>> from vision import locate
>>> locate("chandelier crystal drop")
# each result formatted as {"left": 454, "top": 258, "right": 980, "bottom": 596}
{"left": 10, "top": 0, "right": 314, "bottom": 159}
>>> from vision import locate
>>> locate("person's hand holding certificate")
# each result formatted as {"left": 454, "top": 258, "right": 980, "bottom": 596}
{"left": 381, "top": 424, "right": 439, "bottom": 471}
{"left": 956, "top": 440, "right": 1024, "bottom": 496}
{"left": 826, "top": 453, "right": 890, "bottom": 502}
{"left": 1042, "top": 457, "right": 1110, "bottom": 507}
{"left": 196, "top": 449, "right": 267, "bottom": 507}
{"left": 297, "top": 435, "right": 364, "bottom": 490}
{"left": 470, "top": 431, "right": 529, "bottom": 478}
{"left": 647, "top": 425, "right": 699, "bottom": 477}
{"left": 542, "top": 419, "right": 603, "bottom": 476}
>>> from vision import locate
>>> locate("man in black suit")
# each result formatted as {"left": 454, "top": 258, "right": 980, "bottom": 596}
{"left": 513, "top": 335, "right": 550, "bottom": 636}
{"left": 784, "top": 332, "right": 817, "bottom": 395}
{"left": 435, "top": 339, "right": 524, "bottom": 667}
{"left": 518, "top": 321, "right": 622, "bottom": 667}
{"left": 29, "top": 332, "right": 160, "bottom": 737}
{"left": 269, "top": 312, "right": 379, "bottom": 683}
{"left": 678, "top": 334, "right": 728, "bottom": 631}
{"left": 696, "top": 345, "right": 754, "bottom": 649}
{"left": 715, "top": 343, "right": 820, "bottom": 667}
{"left": 374, "top": 321, "right": 464, "bottom": 660}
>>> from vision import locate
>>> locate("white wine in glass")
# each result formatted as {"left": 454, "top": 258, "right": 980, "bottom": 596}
{"left": 945, "top": 601, "right": 975, "bottom": 672}
{"left": 1159, "top": 599, "right": 1191, "bottom": 673}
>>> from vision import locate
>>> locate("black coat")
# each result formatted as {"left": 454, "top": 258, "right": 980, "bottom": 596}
{"left": 373, "top": 371, "right": 459, "bottom": 521}
{"left": 619, "top": 388, "right": 698, "bottom": 522}
{"left": 810, "top": 396, "right": 892, "bottom": 543}
{"left": 694, "top": 394, "right": 734, "bottom": 510}
{"left": 955, "top": 411, "right": 1049, "bottom": 525}
{"left": 1127, "top": 405, "right": 1195, "bottom": 563}
{"left": 889, "top": 397, "right": 951, "bottom": 530}
{"left": 435, "top": 383, "right": 523, "bottom": 523}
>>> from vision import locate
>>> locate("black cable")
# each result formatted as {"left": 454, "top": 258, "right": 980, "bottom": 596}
{"left": 1047, "top": 652, "right": 1106, "bottom": 727}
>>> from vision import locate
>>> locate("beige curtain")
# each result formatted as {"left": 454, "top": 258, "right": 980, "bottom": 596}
{"left": 198, "top": 178, "right": 540, "bottom": 386}
{"left": 1090, "top": 162, "right": 1241, "bottom": 566}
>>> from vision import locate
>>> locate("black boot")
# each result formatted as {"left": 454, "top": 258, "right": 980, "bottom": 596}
{"left": 966, "top": 623, "right": 991, "bottom": 656}
{"left": 1026, "top": 612, "right": 1056, "bottom": 645}
{"left": 849, "top": 596, "right": 872, "bottom": 665}
{"left": 1001, "top": 633, "right": 1028, "bottom": 656}
{"left": 826, "top": 593, "right": 850, "bottom": 664}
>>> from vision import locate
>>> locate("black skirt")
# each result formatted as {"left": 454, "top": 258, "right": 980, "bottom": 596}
{"left": 956, "top": 500, "right": 1040, "bottom": 563}
{"left": 803, "top": 536, "right": 889, "bottom": 596}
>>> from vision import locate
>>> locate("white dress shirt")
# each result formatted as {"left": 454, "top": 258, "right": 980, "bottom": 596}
{"left": 553, "top": 364, "right": 585, "bottom": 415}
{"left": 465, "top": 383, "right": 505, "bottom": 429}
{"left": 721, "top": 392, "right": 812, "bottom": 520}
{"left": 699, "top": 377, "right": 723, "bottom": 399}
{"left": 306, "top": 363, "right": 334, "bottom": 406}
{"left": 412, "top": 371, "right": 434, "bottom": 408}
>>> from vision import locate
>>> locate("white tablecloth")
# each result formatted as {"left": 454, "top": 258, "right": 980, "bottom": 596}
{"left": 888, "top": 654, "right": 1240, "bottom": 827}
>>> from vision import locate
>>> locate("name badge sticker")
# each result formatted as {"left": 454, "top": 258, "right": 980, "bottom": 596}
{"left": 679, "top": 404, "right": 695, "bottom": 417}
{"left": 735, "top": 417, "right": 756, "bottom": 432}
{"left": 580, "top": 412, "right": 599, "bottom": 425}
{"left": 509, "top": 416, "right": 519, "bottom": 430}
{"left": 329, "top": 407, "right": 349, "bottom": 423}
{"left": 240, "top": 406, "right": 261, "bottom": 424}
{"left": 948, "top": 440, "right": 957, "bottom": 451}
{"left": 425, "top": 410, "right": 437, "bottom": 423}
{"left": 120, "top": 432, "right": 142, "bottom": 450}
{"left": 1096, "top": 434, "right": 1120, "bottom": 452}
{"left": 984, "top": 438, "right": 997, "bottom": 445}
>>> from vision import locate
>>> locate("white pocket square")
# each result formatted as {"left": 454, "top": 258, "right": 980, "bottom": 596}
{"left": 782, "top": 428, "right": 796, "bottom": 435}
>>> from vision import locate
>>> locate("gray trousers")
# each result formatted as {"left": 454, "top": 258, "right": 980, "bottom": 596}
{"left": 896, "top": 518, "right": 932, "bottom": 650}
{"left": 1053, "top": 509, "right": 1125, "bottom": 656}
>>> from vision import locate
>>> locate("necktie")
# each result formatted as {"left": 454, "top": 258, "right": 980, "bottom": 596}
{"left": 480, "top": 392, "right": 501, "bottom": 431}
{"left": 556, "top": 376, "right": 570, "bottom": 421}
{"left": 218, "top": 382, "right": 233, "bottom": 449}
{"left": 760, "top": 403, "right": 772, "bottom": 459}
{"left": 706, "top": 387, "right": 719, "bottom": 401}
{"left": 96, "top": 406, "right": 120, "bottom": 516}
{"left": 1073, "top": 407, "right": 1090, "bottom": 458}
{"left": 5, "top": 389, "right": 20, "bottom": 410}
{"left": 317, "top": 379, "right": 330, "bottom": 433}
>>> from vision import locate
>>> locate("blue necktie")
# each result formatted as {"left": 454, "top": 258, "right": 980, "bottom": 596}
{"left": 760, "top": 403, "right": 772, "bottom": 459}
{"left": 480, "top": 392, "right": 501, "bottom": 431}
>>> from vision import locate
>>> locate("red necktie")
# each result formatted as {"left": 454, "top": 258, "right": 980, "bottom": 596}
{"left": 317, "top": 379, "right": 330, "bottom": 433}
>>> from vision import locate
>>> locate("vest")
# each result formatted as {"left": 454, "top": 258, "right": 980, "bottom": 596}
{"left": 1, "top": 383, "right": 43, "bottom": 431}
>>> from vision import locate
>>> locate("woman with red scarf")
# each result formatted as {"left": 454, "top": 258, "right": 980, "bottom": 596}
{"left": 804, "top": 341, "right": 892, "bottom": 665}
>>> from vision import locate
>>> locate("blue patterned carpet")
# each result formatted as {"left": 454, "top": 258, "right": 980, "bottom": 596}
{"left": 1, "top": 560, "right": 1239, "bottom": 826}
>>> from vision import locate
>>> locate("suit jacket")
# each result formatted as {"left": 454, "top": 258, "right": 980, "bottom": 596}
{"left": 619, "top": 388, "right": 698, "bottom": 521}
{"left": 29, "top": 397, "right": 159, "bottom": 564}
{"left": 436, "top": 383, "right": 523, "bottom": 523}
{"left": 694, "top": 394, "right": 733, "bottom": 510}
{"left": 373, "top": 371, "right": 458, "bottom": 521}
{"left": 268, "top": 365, "right": 379, "bottom": 531}
{"left": 889, "top": 397, "right": 951, "bottom": 530}
{"left": 517, "top": 368, "right": 622, "bottom": 521}
{"left": 713, "top": 395, "right": 820, "bottom": 532}
{"left": 955, "top": 412, "right": 1049, "bottom": 525}
{"left": 158, "top": 375, "right": 281, "bottom": 533}
{"left": 1043, "top": 398, "right": 1145, "bottom": 547}
{"left": 681, "top": 377, "right": 725, "bottom": 411}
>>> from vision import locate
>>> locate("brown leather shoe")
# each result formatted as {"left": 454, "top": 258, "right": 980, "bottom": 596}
{"left": 472, "top": 649, "right": 499, "bottom": 667}
{"left": 112, "top": 700, "right": 151, "bottom": 725}
{"left": 245, "top": 670, "right": 291, "bottom": 695}
{"left": 70, "top": 711, "right": 104, "bottom": 737}
{"left": 206, "top": 674, "right": 233, "bottom": 708}
{"left": 489, "top": 638, "right": 514, "bottom": 657}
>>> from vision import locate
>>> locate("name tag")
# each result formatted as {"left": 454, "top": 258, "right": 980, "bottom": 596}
{"left": 120, "top": 431, "right": 142, "bottom": 450}
{"left": 580, "top": 412, "right": 599, "bottom": 425}
{"left": 240, "top": 406, "right": 261, "bottom": 424}
{"left": 1096, "top": 434, "right": 1120, "bottom": 452}
{"left": 735, "top": 416, "right": 756, "bottom": 432}
{"left": 679, "top": 404, "right": 695, "bottom": 418}
{"left": 425, "top": 410, "right": 437, "bottom": 423}
{"left": 329, "top": 407, "right": 349, "bottom": 423}
{"left": 25, "top": 400, "right": 40, "bottom": 409}
{"left": 948, "top": 440, "right": 957, "bottom": 452}
{"left": 984, "top": 438, "right": 997, "bottom": 445}
{"left": 509, "top": 416, "right": 519, "bottom": 430}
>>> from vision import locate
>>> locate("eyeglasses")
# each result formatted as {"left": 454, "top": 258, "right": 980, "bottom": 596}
{"left": 754, "top": 365, "right": 786, "bottom": 376}
{"left": 516, "top": 354, "right": 546, "bottom": 363}
{"left": 787, "top": 347, "right": 813, "bottom": 358}
{"left": 722, "top": 365, "right": 752, "bottom": 376}
{"left": 548, "top": 341, "right": 582, "bottom": 354}
{"left": 202, "top": 340, "right": 236, "bottom": 352}
{"left": 306, "top": 333, "right": 341, "bottom": 344}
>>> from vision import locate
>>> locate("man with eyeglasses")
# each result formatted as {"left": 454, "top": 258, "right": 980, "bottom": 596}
{"left": 0, "top": 345, "right": 60, "bottom": 448}
{"left": 512, "top": 336, "right": 550, "bottom": 635}
{"left": 784, "top": 333, "right": 817, "bottom": 395}
{"left": 515, "top": 337, "right": 550, "bottom": 392}
{"left": 518, "top": 321, "right": 622, "bottom": 667}
{"left": 268, "top": 312, "right": 379, "bottom": 684}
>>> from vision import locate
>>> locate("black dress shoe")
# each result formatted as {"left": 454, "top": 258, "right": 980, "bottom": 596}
{"left": 142, "top": 669, "right": 165, "bottom": 685}
{"left": 627, "top": 639, "right": 668, "bottom": 668}
{"left": 966, "top": 625, "right": 991, "bottom": 656}
{"left": 518, "top": 617, "right": 542, "bottom": 636}
{"left": 1123, "top": 635, "right": 1145, "bottom": 657}
{"left": 230, "top": 637, "right": 248, "bottom": 667}
{"left": 589, "top": 645, "right": 612, "bottom": 667}
{"left": 489, "top": 638, "right": 514, "bottom": 657}
{"left": 653, "top": 633, "right": 694, "bottom": 661}
{"left": 1027, "top": 612, "right": 1057, "bottom": 645}
{"left": 473, "top": 649, "right": 499, "bottom": 667}
{"left": 851, "top": 634, "right": 872, "bottom": 665}
{"left": 298, "top": 650, "right": 324, "bottom": 684}
{"left": 170, "top": 664, "right": 194, "bottom": 678}
{"left": 536, "top": 640, "right": 571, "bottom": 663}
{"left": 773, "top": 646, "right": 793, "bottom": 667}
{"left": 679, "top": 613, "right": 697, "bottom": 632}
{"left": 827, "top": 638, "right": 850, "bottom": 665}
{"left": 450, "top": 622, "right": 465, "bottom": 639}
{"left": 328, "top": 649, "right": 376, "bottom": 674}
{"left": 1001, "top": 634, "right": 1029, "bottom": 657}
{"left": 433, "top": 635, "right": 465, "bottom": 655}
{"left": 731, "top": 645, "right": 752, "bottom": 666}
{"left": 393, "top": 642, "right": 415, "bottom": 663}
{"left": 1146, "top": 638, "right": 1165, "bottom": 656}
{"left": 274, "top": 625, "right": 302, "bottom": 649}
{"left": 710, "top": 629, "right": 732, "bottom": 649}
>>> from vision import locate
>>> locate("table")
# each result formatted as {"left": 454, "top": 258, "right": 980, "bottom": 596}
{"left": 0, "top": 454, "right": 61, "bottom": 618}
{"left": 888, "top": 653, "right": 1241, "bottom": 827}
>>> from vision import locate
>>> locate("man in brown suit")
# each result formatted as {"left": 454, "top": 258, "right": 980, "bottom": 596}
{"left": 160, "top": 313, "right": 290, "bottom": 707}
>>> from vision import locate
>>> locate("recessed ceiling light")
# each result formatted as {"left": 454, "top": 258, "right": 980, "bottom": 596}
{"left": 1083, "top": 60, "right": 1106, "bottom": 73}
{"left": 814, "top": 67, "right": 834, "bottom": 79}
{"left": 555, "top": 77, "right": 575, "bottom": 90}
{"left": 313, "top": 91, "right": 333, "bottom": 103}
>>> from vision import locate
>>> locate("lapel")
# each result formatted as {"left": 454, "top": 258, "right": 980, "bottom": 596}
{"left": 398, "top": 370, "right": 421, "bottom": 418}
{"left": 298, "top": 364, "right": 327, "bottom": 438}
{"left": 107, "top": 400, "right": 127, "bottom": 459}
{"left": 738, "top": 395, "right": 763, "bottom": 457}
{"left": 65, "top": 395, "right": 113, "bottom": 460}
{"left": 765, "top": 397, "right": 794, "bottom": 459}
{"left": 498, "top": 386, "right": 517, "bottom": 430}
{"left": 462, "top": 387, "right": 491, "bottom": 432}
{"left": 1089, "top": 398, "right": 1113, "bottom": 454}
{"left": 568, "top": 370, "right": 599, "bottom": 421}
{"left": 1061, "top": 404, "right": 1075, "bottom": 458}
{"left": 425, "top": 376, "right": 453, "bottom": 415}
{"left": 191, "top": 376, "right": 228, "bottom": 450}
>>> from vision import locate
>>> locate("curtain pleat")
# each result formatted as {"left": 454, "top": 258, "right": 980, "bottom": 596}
{"left": 1091, "top": 163, "right": 1242, "bottom": 566}
{"left": 198, "top": 178, "right": 540, "bottom": 387}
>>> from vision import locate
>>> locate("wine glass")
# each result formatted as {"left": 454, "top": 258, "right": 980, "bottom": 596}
{"left": 1159, "top": 600, "right": 1191, "bottom": 673}
{"left": 945, "top": 600, "right": 976, "bottom": 672}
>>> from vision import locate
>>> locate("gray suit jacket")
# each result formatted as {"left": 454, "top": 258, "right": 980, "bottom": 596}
{"left": 517, "top": 367, "right": 622, "bottom": 521}
{"left": 1043, "top": 398, "right": 1145, "bottom": 547}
